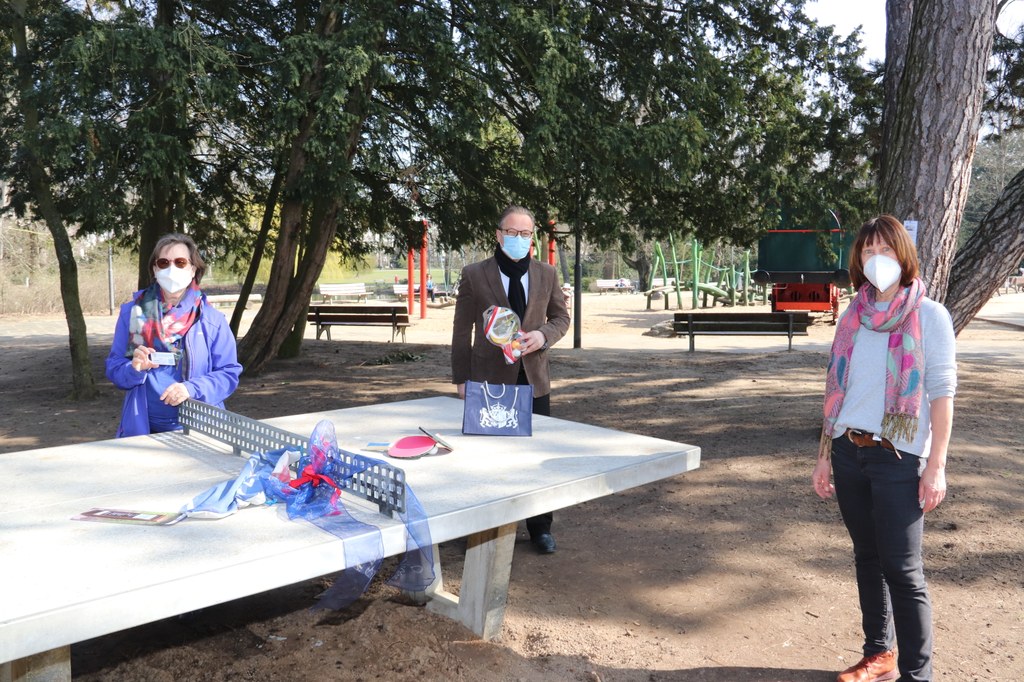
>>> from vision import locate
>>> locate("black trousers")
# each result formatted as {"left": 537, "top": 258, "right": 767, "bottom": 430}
{"left": 832, "top": 435, "right": 932, "bottom": 681}
{"left": 518, "top": 366, "right": 552, "bottom": 537}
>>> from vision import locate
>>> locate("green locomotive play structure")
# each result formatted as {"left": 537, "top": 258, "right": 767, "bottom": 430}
{"left": 751, "top": 224, "right": 853, "bottom": 324}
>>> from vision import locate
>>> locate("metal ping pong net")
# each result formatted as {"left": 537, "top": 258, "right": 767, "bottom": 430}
{"left": 179, "top": 400, "right": 406, "bottom": 516}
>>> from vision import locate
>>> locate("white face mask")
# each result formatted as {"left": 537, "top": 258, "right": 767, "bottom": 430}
{"left": 155, "top": 266, "right": 195, "bottom": 294}
{"left": 863, "top": 254, "right": 902, "bottom": 292}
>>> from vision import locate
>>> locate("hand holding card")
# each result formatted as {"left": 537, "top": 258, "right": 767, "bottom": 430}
{"left": 149, "top": 351, "right": 176, "bottom": 366}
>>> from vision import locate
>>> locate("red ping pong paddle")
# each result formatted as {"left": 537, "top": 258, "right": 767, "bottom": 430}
{"left": 387, "top": 435, "right": 441, "bottom": 459}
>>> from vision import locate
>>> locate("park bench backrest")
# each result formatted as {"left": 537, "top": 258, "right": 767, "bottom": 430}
{"left": 179, "top": 400, "right": 406, "bottom": 516}
{"left": 318, "top": 283, "right": 368, "bottom": 302}
{"left": 393, "top": 283, "right": 421, "bottom": 293}
{"left": 672, "top": 311, "right": 810, "bottom": 331}
{"left": 309, "top": 303, "right": 408, "bottom": 315}
{"left": 319, "top": 282, "right": 366, "bottom": 294}
{"left": 670, "top": 311, "right": 810, "bottom": 351}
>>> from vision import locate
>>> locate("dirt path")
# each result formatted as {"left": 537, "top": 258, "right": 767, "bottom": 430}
{"left": 2, "top": 293, "right": 1022, "bottom": 681}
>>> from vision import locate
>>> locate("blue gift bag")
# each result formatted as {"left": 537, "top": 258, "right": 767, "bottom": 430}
{"left": 462, "top": 380, "right": 533, "bottom": 436}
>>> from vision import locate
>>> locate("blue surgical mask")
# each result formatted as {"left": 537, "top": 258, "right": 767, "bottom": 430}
{"left": 502, "top": 235, "right": 531, "bottom": 260}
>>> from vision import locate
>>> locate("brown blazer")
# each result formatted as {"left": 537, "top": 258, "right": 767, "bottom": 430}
{"left": 451, "top": 256, "right": 570, "bottom": 397}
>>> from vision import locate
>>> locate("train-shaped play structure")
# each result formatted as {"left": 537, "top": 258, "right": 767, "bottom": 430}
{"left": 752, "top": 227, "right": 852, "bottom": 323}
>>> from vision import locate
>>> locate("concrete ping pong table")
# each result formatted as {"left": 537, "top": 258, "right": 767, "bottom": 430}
{"left": 0, "top": 396, "right": 700, "bottom": 681}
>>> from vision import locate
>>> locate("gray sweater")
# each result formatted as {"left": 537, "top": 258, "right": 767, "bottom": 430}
{"left": 830, "top": 297, "right": 957, "bottom": 458}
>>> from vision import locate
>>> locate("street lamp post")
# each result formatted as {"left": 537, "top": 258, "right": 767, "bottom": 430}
{"left": 548, "top": 221, "right": 580, "bottom": 349}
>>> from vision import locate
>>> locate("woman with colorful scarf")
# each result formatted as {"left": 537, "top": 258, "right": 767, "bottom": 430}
{"left": 813, "top": 215, "right": 956, "bottom": 682}
{"left": 106, "top": 234, "right": 242, "bottom": 437}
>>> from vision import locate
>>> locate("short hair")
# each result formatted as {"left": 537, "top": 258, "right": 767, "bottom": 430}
{"left": 498, "top": 205, "right": 535, "bottom": 230}
{"left": 148, "top": 233, "right": 207, "bottom": 284}
{"left": 848, "top": 214, "right": 919, "bottom": 289}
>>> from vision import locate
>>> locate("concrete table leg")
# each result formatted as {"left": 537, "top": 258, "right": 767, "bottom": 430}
{"left": 1, "top": 646, "right": 71, "bottom": 682}
{"left": 405, "top": 543, "right": 444, "bottom": 605}
{"left": 423, "top": 522, "right": 517, "bottom": 639}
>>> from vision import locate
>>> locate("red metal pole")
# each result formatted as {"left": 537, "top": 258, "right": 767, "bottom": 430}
{"left": 546, "top": 219, "right": 556, "bottom": 266}
{"left": 407, "top": 248, "right": 414, "bottom": 315}
{"left": 419, "top": 225, "right": 428, "bottom": 319}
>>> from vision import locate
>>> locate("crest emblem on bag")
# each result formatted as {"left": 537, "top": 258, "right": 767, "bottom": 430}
{"left": 479, "top": 400, "right": 519, "bottom": 429}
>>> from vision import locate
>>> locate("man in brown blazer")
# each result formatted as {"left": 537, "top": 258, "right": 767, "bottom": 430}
{"left": 451, "top": 205, "right": 571, "bottom": 553}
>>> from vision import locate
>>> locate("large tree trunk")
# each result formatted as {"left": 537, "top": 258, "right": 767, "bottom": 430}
{"left": 237, "top": 195, "right": 340, "bottom": 374}
{"left": 12, "top": 1, "right": 98, "bottom": 400}
{"left": 237, "top": 6, "right": 386, "bottom": 374}
{"left": 946, "top": 168, "right": 1024, "bottom": 333}
{"left": 879, "top": 0, "right": 997, "bottom": 303}
{"left": 880, "top": 0, "right": 914, "bottom": 172}
{"left": 236, "top": 8, "right": 355, "bottom": 375}
{"left": 278, "top": 201, "right": 338, "bottom": 361}
{"left": 235, "top": 146, "right": 323, "bottom": 374}
{"left": 229, "top": 162, "right": 284, "bottom": 337}
{"left": 137, "top": 0, "right": 182, "bottom": 287}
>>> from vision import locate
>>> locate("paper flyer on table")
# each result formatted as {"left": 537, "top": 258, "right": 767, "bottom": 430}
{"left": 72, "top": 507, "right": 186, "bottom": 525}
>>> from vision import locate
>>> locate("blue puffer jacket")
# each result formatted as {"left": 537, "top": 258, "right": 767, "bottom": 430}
{"left": 105, "top": 291, "right": 243, "bottom": 437}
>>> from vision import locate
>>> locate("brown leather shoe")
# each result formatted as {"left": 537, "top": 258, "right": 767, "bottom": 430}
{"left": 836, "top": 650, "right": 897, "bottom": 682}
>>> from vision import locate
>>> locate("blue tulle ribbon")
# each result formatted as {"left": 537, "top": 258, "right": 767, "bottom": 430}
{"left": 182, "top": 419, "right": 434, "bottom": 609}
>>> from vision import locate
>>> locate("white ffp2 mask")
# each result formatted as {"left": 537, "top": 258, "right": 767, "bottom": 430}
{"left": 155, "top": 266, "right": 195, "bottom": 294}
{"left": 863, "top": 254, "right": 902, "bottom": 292}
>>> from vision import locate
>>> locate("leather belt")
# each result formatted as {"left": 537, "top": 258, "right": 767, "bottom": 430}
{"left": 845, "top": 428, "right": 896, "bottom": 452}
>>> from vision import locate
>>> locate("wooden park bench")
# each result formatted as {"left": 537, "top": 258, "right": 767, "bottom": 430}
{"left": 308, "top": 303, "right": 410, "bottom": 342}
{"left": 393, "top": 283, "right": 422, "bottom": 300}
{"left": 318, "top": 282, "right": 369, "bottom": 302}
{"left": 205, "top": 293, "right": 262, "bottom": 309}
{"left": 672, "top": 311, "right": 810, "bottom": 351}
{"left": 397, "top": 283, "right": 453, "bottom": 302}
{"left": 595, "top": 278, "right": 635, "bottom": 293}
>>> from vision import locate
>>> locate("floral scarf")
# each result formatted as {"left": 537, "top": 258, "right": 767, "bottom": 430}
{"left": 124, "top": 282, "right": 203, "bottom": 360}
{"left": 820, "top": 278, "right": 926, "bottom": 458}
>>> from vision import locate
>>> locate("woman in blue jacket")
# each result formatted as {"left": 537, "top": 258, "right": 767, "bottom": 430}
{"left": 106, "top": 234, "right": 242, "bottom": 437}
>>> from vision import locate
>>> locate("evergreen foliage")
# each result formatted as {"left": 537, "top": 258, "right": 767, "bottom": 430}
{"left": 2, "top": 0, "right": 879, "bottom": 373}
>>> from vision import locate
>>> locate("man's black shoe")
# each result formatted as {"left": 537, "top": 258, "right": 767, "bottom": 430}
{"left": 531, "top": 532, "right": 557, "bottom": 554}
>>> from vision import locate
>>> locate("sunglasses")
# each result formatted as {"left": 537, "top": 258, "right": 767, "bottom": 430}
{"left": 155, "top": 257, "right": 191, "bottom": 269}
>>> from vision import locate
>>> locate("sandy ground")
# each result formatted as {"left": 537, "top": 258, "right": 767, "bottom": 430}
{"left": 1, "top": 290, "right": 1023, "bottom": 681}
